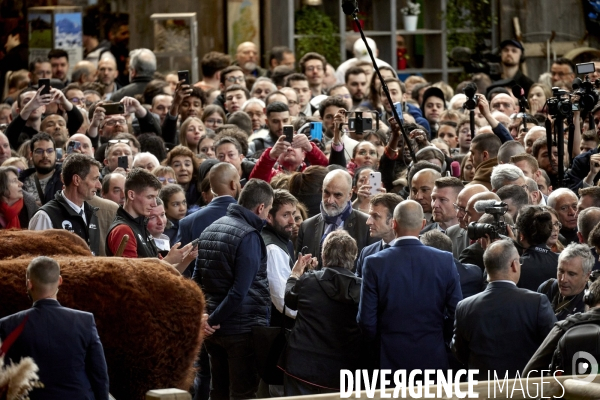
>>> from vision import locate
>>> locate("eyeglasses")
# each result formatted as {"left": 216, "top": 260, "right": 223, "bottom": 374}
{"left": 305, "top": 66, "right": 323, "bottom": 72}
{"left": 453, "top": 203, "right": 466, "bottom": 214}
{"left": 33, "top": 148, "right": 55, "bottom": 156}
{"left": 104, "top": 119, "right": 127, "bottom": 127}
{"left": 158, "top": 177, "right": 176, "bottom": 184}
{"left": 226, "top": 76, "right": 245, "bottom": 83}
{"left": 70, "top": 97, "right": 86, "bottom": 104}
{"left": 335, "top": 94, "right": 351, "bottom": 99}
{"left": 108, "top": 139, "right": 130, "bottom": 145}
{"left": 205, "top": 118, "right": 223, "bottom": 125}
{"left": 553, "top": 221, "right": 563, "bottom": 229}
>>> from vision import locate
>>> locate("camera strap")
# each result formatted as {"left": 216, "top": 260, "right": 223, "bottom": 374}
{"left": 34, "top": 174, "right": 46, "bottom": 205}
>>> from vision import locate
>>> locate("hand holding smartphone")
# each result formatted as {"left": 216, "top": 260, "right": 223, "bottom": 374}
{"left": 369, "top": 171, "right": 382, "bottom": 196}
{"left": 283, "top": 125, "right": 294, "bottom": 143}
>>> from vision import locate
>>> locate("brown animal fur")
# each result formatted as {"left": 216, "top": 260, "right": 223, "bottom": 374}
{"left": 0, "top": 256, "right": 204, "bottom": 400}
{"left": 0, "top": 229, "right": 92, "bottom": 258}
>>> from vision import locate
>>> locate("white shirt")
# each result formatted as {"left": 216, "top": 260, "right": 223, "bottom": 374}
{"left": 266, "top": 244, "right": 297, "bottom": 319}
{"left": 29, "top": 191, "right": 86, "bottom": 230}
{"left": 490, "top": 279, "right": 516, "bottom": 286}
{"left": 388, "top": 236, "right": 420, "bottom": 246}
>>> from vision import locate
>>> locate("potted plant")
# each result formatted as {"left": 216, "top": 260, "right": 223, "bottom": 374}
{"left": 400, "top": 1, "right": 420, "bottom": 31}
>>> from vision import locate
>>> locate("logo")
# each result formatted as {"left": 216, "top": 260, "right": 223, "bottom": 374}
{"left": 89, "top": 223, "right": 97, "bottom": 230}
{"left": 61, "top": 220, "right": 73, "bottom": 231}
{"left": 572, "top": 351, "right": 598, "bottom": 383}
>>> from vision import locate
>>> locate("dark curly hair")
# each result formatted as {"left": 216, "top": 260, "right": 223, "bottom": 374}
{"left": 515, "top": 205, "right": 553, "bottom": 246}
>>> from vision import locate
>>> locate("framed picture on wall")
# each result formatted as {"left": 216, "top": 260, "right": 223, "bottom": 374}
{"left": 226, "top": 0, "right": 260, "bottom": 58}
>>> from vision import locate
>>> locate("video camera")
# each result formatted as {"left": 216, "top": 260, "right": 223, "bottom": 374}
{"left": 546, "top": 87, "right": 572, "bottom": 118}
{"left": 572, "top": 63, "right": 600, "bottom": 113}
{"left": 467, "top": 201, "right": 509, "bottom": 241}
{"left": 348, "top": 111, "right": 375, "bottom": 135}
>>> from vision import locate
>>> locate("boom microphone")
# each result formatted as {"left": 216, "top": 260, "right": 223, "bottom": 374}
{"left": 511, "top": 84, "right": 529, "bottom": 112}
{"left": 342, "top": 0, "right": 358, "bottom": 15}
{"left": 450, "top": 161, "right": 461, "bottom": 178}
{"left": 474, "top": 200, "right": 505, "bottom": 213}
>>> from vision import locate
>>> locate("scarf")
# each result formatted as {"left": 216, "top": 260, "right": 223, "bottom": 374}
{"left": 320, "top": 200, "right": 352, "bottom": 243}
{"left": 0, "top": 198, "right": 23, "bottom": 229}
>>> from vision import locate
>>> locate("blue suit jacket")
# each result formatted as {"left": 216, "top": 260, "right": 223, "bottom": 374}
{"left": 355, "top": 240, "right": 384, "bottom": 278}
{"left": 175, "top": 195, "right": 238, "bottom": 246}
{"left": 358, "top": 237, "right": 463, "bottom": 372}
{"left": 0, "top": 299, "right": 109, "bottom": 400}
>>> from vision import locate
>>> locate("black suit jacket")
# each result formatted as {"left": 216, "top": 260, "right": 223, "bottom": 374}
{"left": 296, "top": 209, "right": 375, "bottom": 267}
{"left": 0, "top": 299, "right": 109, "bottom": 400}
{"left": 451, "top": 281, "right": 557, "bottom": 380}
{"left": 459, "top": 241, "right": 485, "bottom": 271}
{"left": 454, "top": 258, "right": 484, "bottom": 298}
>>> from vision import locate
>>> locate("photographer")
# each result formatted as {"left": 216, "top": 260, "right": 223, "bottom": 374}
{"left": 538, "top": 243, "right": 593, "bottom": 321}
{"left": 516, "top": 205, "right": 559, "bottom": 291}
{"left": 524, "top": 272, "right": 600, "bottom": 375}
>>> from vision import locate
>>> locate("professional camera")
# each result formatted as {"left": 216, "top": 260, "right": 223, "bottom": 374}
{"left": 571, "top": 62, "right": 600, "bottom": 113}
{"left": 467, "top": 201, "right": 509, "bottom": 241}
{"left": 546, "top": 87, "right": 572, "bottom": 118}
{"left": 449, "top": 44, "right": 501, "bottom": 76}
{"left": 463, "top": 83, "right": 478, "bottom": 110}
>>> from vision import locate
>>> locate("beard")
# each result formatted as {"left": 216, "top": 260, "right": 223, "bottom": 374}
{"left": 244, "top": 62, "right": 257, "bottom": 72}
{"left": 322, "top": 201, "right": 344, "bottom": 217}
{"left": 35, "top": 163, "right": 56, "bottom": 175}
{"left": 273, "top": 222, "right": 294, "bottom": 240}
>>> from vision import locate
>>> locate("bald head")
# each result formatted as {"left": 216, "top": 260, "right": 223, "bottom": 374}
{"left": 465, "top": 191, "right": 500, "bottom": 225}
{"left": 393, "top": 200, "right": 425, "bottom": 236}
{"left": 68, "top": 133, "right": 94, "bottom": 156}
{"left": 26, "top": 256, "right": 62, "bottom": 300}
{"left": 209, "top": 162, "right": 241, "bottom": 197}
{"left": 457, "top": 184, "right": 488, "bottom": 228}
{"left": 324, "top": 169, "right": 352, "bottom": 192}
{"left": 410, "top": 169, "right": 442, "bottom": 214}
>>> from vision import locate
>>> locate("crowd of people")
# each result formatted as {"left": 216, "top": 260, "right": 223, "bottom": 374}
{"left": 2, "top": 20, "right": 600, "bottom": 398}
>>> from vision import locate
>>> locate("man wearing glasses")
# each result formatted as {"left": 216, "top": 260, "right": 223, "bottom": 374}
{"left": 102, "top": 139, "right": 133, "bottom": 176}
{"left": 549, "top": 188, "right": 580, "bottom": 246}
{"left": 550, "top": 58, "right": 576, "bottom": 87}
{"left": 299, "top": 52, "right": 327, "bottom": 98}
{"left": 20, "top": 133, "right": 63, "bottom": 206}
{"left": 447, "top": 184, "right": 488, "bottom": 259}
{"left": 213, "top": 66, "right": 246, "bottom": 112}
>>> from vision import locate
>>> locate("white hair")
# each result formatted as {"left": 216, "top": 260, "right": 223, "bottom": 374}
{"left": 129, "top": 48, "right": 157, "bottom": 77}
{"left": 490, "top": 164, "right": 525, "bottom": 190}
{"left": 558, "top": 243, "right": 595, "bottom": 275}
{"left": 547, "top": 187, "right": 578, "bottom": 209}
{"left": 250, "top": 78, "right": 276, "bottom": 95}
{"left": 242, "top": 98, "right": 265, "bottom": 111}
{"left": 133, "top": 152, "right": 160, "bottom": 168}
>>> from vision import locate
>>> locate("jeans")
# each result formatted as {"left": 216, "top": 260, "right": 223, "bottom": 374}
{"left": 204, "top": 333, "right": 259, "bottom": 400}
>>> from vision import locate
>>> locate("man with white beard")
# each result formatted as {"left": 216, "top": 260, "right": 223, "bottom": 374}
{"left": 235, "top": 42, "right": 267, "bottom": 78}
{"left": 296, "top": 169, "right": 375, "bottom": 268}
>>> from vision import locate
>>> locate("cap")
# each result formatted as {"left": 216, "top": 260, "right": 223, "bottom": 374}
{"left": 353, "top": 37, "right": 377, "bottom": 61}
{"left": 420, "top": 87, "right": 447, "bottom": 111}
{"left": 499, "top": 39, "right": 524, "bottom": 52}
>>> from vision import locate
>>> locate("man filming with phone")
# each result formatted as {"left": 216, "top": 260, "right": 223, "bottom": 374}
{"left": 248, "top": 123, "right": 329, "bottom": 183}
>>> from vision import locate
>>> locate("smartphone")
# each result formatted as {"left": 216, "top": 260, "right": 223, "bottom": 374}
{"left": 310, "top": 122, "right": 323, "bottom": 141}
{"left": 39, "top": 78, "right": 50, "bottom": 95}
{"left": 283, "top": 125, "right": 294, "bottom": 143}
{"left": 348, "top": 117, "right": 374, "bottom": 132}
{"left": 67, "top": 141, "right": 81, "bottom": 154}
{"left": 118, "top": 155, "right": 129, "bottom": 170}
{"left": 191, "top": 238, "right": 200, "bottom": 247}
{"left": 178, "top": 70, "right": 190, "bottom": 85}
{"left": 576, "top": 62, "right": 595, "bottom": 75}
{"left": 369, "top": 171, "right": 382, "bottom": 196}
{"left": 55, "top": 148, "right": 63, "bottom": 160}
{"left": 104, "top": 102, "right": 125, "bottom": 115}
{"left": 393, "top": 102, "right": 404, "bottom": 122}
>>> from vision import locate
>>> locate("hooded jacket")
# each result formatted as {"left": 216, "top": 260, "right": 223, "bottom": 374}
{"left": 468, "top": 157, "right": 498, "bottom": 190}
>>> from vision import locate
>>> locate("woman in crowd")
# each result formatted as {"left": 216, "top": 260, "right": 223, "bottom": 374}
{"left": 515, "top": 205, "right": 558, "bottom": 291}
{"left": 159, "top": 184, "right": 187, "bottom": 243}
{"left": 543, "top": 206, "right": 565, "bottom": 253}
{"left": 461, "top": 152, "right": 475, "bottom": 182}
{"left": 288, "top": 165, "right": 328, "bottom": 218}
{"left": 0, "top": 166, "right": 38, "bottom": 229}
{"left": 179, "top": 117, "right": 206, "bottom": 154}
{"left": 291, "top": 202, "right": 308, "bottom": 250}
{"left": 202, "top": 105, "right": 226, "bottom": 132}
{"left": 2, "top": 156, "right": 28, "bottom": 172}
{"left": 152, "top": 166, "right": 177, "bottom": 187}
{"left": 527, "top": 83, "right": 552, "bottom": 114}
{"left": 361, "top": 65, "right": 397, "bottom": 111}
{"left": 351, "top": 166, "right": 375, "bottom": 213}
{"left": 163, "top": 146, "right": 201, "bottom": 208}
{"left": 281, "top": 230, "right": 365, "bottom": 395}
{"left": 197, "top": 132, "right": 216, "bottom": 159}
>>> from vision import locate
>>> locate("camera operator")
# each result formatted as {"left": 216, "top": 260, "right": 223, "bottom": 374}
{"left": 524, "top": 267, "right": 600, "bottom": 375}
{"left": 492, "top": 40, "right": 534, "bottom": 96}
{"left": 538, "top": 243, "right": 592, "bottom": 321}
{"left": 516, "top": 205, "right": 559, "bottom": 291}
{"left": 567, "top": 105, "right": 600, "bottom": 190}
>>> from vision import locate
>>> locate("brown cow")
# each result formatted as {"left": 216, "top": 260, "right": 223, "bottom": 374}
{"left": 0, "top": 235, "right": 204, "bottom": 400}
{"left": 0, "top": 229, "right": 92, "bottom": 257}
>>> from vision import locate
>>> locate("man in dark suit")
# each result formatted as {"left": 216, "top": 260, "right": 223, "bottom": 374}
{"left": 358, "top": 200, "right": 463, "bottom": 373}
{"left": 447, "top": 184, "right": 488, "bottom": 259}
{"left": 451, "top": 239, "right": 557, "bottom": 380}
{"left": 296, "top": 169, "right": 375, "bottom": 267}
{"left": 421, "top": 230, "right": 483, "bottom": 298}
{"left": 0, "top": 256, "right": 109, "bottom": 399}
{"left": 355, "top": 193, "right": 403, "bottom": 277}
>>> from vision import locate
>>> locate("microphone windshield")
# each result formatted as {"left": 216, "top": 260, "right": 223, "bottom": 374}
{"left": 463, "top": 83, "right": 477, "bottom": 98}
{"left": 450, "top": 161, "right": 461, "bottom": 178}
{"left": 342, "top": 0, "right": 358, "bottom": 15}
{"left": 474, "top": 200, "right": 501, "bottom": 213}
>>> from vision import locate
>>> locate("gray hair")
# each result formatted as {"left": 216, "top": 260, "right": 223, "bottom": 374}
{"left": 490, "top": 164, "right": 525, "bottom": 190}
{"left": 0, "top": 166, "right": 19, "bottom": 199}
{"left": 242, "top": 98, "right": 266, "bottom": 111}
{"left": 420, "top": 230, "right": 452, "bottom": 253}
{"left": 525, "top": 177, "right": 539, "bottom": 193}
{"left": 322, "top": 230, "right": 358, "bottom": 270}
{"left": 129, "top": 48, "right": 157, "bottom": 77}
{"left": 558, "top": 243, "right": 595, "bottom": 275}
{"left": 578, "top": 207, "right": 600, "bottom": 242}
{"left": 547, "top": 187, "right": 577, "bottom": 209}
{"left": 133, "top": 152, "right": 160, "bottom": 169}
{"left": 250, "top": 78, "right": 276, "bottom": 96}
